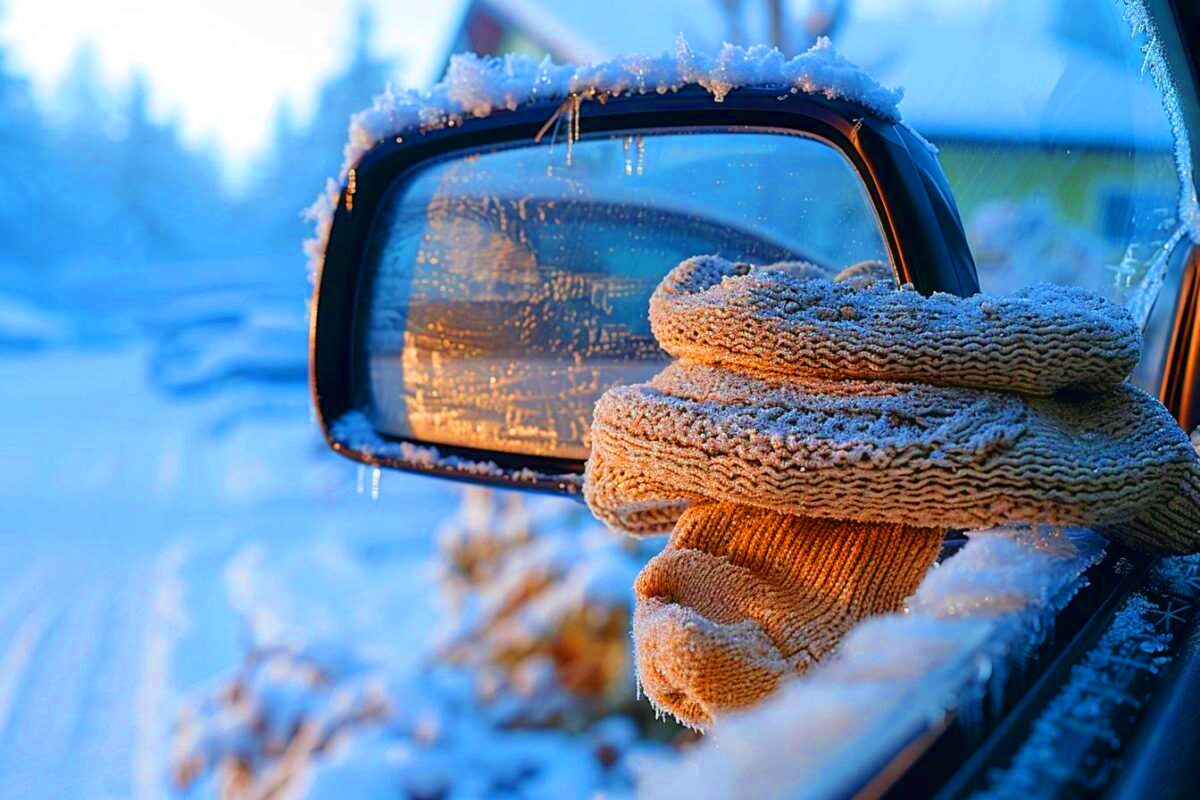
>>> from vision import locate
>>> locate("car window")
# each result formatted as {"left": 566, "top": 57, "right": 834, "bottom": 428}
{"left": 834, "top": 1, "right": 1189, "bottom": 316}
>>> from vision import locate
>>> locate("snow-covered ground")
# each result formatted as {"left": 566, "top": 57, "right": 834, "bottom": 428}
{"left": 0, "top": 331, "right": 457, "bottom": 798}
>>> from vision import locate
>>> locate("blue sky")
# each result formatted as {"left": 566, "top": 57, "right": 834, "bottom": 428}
{"left": 1, "top": 0, "right": 465, "bottom": 165}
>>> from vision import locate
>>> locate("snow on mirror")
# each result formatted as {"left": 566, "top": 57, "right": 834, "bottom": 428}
{"left": 355, "top": 129, "right": 890, "bottom": 461}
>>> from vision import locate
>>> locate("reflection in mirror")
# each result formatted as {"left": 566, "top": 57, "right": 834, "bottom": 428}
{"left": 356, "top": 129, "right": 890, "bottom": 461}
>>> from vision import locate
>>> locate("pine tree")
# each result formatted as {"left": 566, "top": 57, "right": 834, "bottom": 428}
{"left": 253, "top": 5, "right": 396, "bottom": 260}
{"left": 0, "top": 25, "right": 49, "bottom": 267}
{"left": 49, "top": 44, "right": 124, "bottom": 268}
{"left": 48, "top": 51, "right": 229, "bottom": 269}
{"left": 114, "top": 72, "right": 225, "bottom": 265}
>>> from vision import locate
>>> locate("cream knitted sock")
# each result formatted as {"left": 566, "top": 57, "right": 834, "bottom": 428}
{"left": 633, "top": 502, "right": 942, "bottom": 728}
{"left": 649, "top": 255, "right": 1142, "bottom": 395}
{"left": 585, "top": 361, "right": 1200, "bottom": 555}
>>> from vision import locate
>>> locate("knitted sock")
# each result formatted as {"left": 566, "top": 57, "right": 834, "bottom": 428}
{"left": 632, "top": 502, "right": 942, "bottom": 728}
{"left": 585, "top": 360, "right": 1200, "bottom": 555}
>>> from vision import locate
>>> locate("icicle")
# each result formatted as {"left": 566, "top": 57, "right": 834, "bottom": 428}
{"left": 370, "top": 466, "right": 382, "bottom": 500}
{"left": 534, "top": 96, "right": 572, "bottom": 176}
{"left": 356, "top": 464, "right": 365, "bottom": 495}
{"left": 565, "top": 94, "right": 579, "bottom": 167}
{"left": 636, "top": 135, "right": 646, "bottom": 176}
{"left": 623, "top": 135, "right": 634, "bottom": 176}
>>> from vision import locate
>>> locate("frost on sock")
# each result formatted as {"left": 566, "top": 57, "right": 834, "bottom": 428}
{"left": 586, "top": 257, "right": 1200, "bottom": 555}
{"left": 649, "top": 255, "right": 1142, "bottom": 395}
{"left": 585, "top": 360, "right": 1200, "bottom": 554}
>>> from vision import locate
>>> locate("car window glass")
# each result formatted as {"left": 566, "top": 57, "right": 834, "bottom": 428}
{"left": 835, "top": 0, "right": 1188, "bottom": 316}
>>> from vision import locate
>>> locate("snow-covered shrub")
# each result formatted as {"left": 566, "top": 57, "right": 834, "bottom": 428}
{"left": 170, "top": 488, "right": 678, "bottom": 799}
{"left": 435, "top": 488, "right": 661, "bottom": 727}
{"left": 171, "top": 643, "right": 390, "bottom": 798}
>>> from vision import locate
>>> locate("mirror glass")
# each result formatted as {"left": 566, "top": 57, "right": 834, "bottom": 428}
{"left": 355, "top": 129, "right": 890, "bottom": 461}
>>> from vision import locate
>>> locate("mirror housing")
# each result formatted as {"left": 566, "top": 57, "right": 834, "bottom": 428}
{"left": 310, "top": 85, "right": 979, "bottom": 495}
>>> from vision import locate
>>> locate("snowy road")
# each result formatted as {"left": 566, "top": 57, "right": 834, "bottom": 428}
{"left": 0, "top": 346, "right": 456, "bottom": 799}
{"left": 0, "top": 545, "right": 175, "bottom": 798}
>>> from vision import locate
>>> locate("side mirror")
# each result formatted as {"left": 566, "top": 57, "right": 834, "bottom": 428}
{"left": 310, "top": 83, "right": 979, "bottom": 495}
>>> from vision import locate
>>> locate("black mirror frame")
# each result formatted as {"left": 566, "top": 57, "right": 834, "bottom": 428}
{"left": 310, "top": 86, "right": 981, "bottom": 495}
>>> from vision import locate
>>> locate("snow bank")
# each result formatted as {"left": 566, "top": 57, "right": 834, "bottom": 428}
{"left": 0, "top": 293, "right": 69, "bottom": 348}
{"left": 302, "top": 680, "right": 655, "bottom": 800}
{"left": 308, "top": 37, "right": 904, "bottom": 280}
{"left": 641, "top": 525, "right": 1106, "bottom": 800}
{"left": 174, "top": 643, "right": 660, "bottom": 800}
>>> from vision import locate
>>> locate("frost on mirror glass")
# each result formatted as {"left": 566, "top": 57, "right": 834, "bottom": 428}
{"left": 356, "top": 130, "right": 889, "bottom": 460}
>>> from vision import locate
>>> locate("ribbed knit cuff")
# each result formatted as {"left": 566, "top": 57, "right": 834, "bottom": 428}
{"left": 668, "top": 504, "right": 942, "bottom": 615}
{"left": 632, "top": 502, "right": 943, "bottom": 727}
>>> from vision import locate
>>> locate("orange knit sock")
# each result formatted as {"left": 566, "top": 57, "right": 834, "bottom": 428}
{"left": 633, "top": 503, "right": 942, "bottom": 728}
